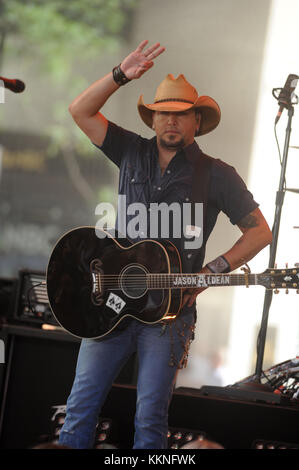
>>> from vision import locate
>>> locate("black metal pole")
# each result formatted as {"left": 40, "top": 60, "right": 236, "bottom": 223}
{"left": 254, "top": 106, "right": 294, "bottom": 380}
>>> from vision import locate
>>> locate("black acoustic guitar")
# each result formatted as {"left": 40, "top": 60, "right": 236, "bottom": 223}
{"left": 46, "top": 227, "right": 299, "bottom": 339}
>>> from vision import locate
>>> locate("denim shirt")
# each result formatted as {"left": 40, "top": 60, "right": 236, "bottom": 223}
{"left": 95, "top": 121, "right": 258, "bottom": 316}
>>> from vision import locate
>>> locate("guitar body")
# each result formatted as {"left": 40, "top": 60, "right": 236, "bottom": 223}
{"left": 46, "top": 227, "right": 183, "bottom": 339}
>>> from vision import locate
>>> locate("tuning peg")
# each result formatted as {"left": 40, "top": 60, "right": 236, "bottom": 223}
{"left": 274, "top": 289, "right": 280, "bottom": 294}
{"left": 285, "top": 289, "right": 289, "bottom": 294}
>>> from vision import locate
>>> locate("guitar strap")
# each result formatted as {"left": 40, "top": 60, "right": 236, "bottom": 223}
{"left": 171, "top": 145, "right": 213, "bottom": 350}
{"left": 184, "top": 143, "right": 214, "bottom": 250}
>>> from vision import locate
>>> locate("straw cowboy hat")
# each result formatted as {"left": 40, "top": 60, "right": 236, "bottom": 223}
{"left": 137, "top": 74, "right": 221, "bottom": 136}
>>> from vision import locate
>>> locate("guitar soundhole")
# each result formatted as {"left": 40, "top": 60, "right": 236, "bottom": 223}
{"left": 120, "top": 264, "right": 148, "bottom": 299}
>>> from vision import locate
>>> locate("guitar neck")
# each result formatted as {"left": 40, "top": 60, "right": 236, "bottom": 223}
{"left": 147, "top": 273, "right": 257, "bottom": 289}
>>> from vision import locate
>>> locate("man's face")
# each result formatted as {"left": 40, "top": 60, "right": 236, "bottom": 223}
{"left": 152, "top": 109, "right": 201, "bottom": 151}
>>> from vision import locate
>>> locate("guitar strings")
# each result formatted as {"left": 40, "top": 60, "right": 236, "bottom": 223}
{"left": 98, "top": 273, "right": 256, "bottom": 289}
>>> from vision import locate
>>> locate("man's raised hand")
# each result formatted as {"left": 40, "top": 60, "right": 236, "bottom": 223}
{"left": 120, "top": 40, "right": 165, "bottom": 80}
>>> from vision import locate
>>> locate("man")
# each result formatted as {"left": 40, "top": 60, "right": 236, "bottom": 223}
{"left": 58, "top": 40, "right": 272, "bottom": 449}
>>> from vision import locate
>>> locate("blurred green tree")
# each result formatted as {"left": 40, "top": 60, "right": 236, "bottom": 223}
{"left": 0, "top": 0, "right": 138, "bottom": 206}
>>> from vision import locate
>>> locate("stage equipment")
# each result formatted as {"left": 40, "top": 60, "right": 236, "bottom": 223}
{"left": 33, "top": 382, "right": 299, "bottom": 449}
{"left": 51, "top": 408, "right": 114, "bottom": 449}
{"left": 1, "top": 347, "right": 299, "bottom": 450}
{"left": 13, "top": 269, "right": 57, "bottom": 327}
{"left": 252, "top": 439, "right": 299, "bottom": 449}
{"left": 207, "top": 73, "right": 299, "bottom": 400}
{"left": 234, "top": 357, "right": 299, "bottom": 400}
{"left": 50, "top": 407, "right": 207, "bottom": 449}
{"left": 0, "top": 324, "right": 138, "bottom": 449}
{"left": 253, "top": 73, "right": 299, "bottom": 383}
{"left": 167, "top": 427, "right": 208, "bottom": 449}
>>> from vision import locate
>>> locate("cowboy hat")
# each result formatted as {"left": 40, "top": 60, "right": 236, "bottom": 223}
{"left": 137, "top": 74, "right": 221, "bottom": 136}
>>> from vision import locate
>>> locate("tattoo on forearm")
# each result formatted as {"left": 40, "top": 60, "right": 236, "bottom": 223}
{"left": 238, "top": 214, "right": 259, "bottom": 229}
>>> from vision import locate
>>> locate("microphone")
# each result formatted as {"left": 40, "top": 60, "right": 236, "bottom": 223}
{"left": 274, "top": 73, "right": 299, "bottom": 124}
{"left": 0, "top": 76, "right": 26, "bottom": 93}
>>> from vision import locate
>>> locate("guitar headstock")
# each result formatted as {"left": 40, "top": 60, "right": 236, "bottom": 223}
{"left": 258, "top": 266, "right": 299, "bottom": 292}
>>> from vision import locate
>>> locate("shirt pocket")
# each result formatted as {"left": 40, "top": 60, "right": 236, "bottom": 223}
{"left": 126, "top": 167, "right": 150, "bottom": 202}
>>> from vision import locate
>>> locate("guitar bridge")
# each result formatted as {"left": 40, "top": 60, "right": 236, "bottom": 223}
{"left": 90, "top": 258, "right": 104, "bottom": 306}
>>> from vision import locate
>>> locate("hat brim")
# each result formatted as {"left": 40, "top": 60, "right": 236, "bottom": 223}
{"left": 137, "top": 95, "right": 221, "bottom": 136}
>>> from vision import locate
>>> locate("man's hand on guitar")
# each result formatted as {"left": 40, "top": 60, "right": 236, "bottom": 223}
{"left": 181, "top": 266, "right": 211, "bottom": 308}
{"left": 120, "top": 40, "right": 165, "bottom": 80}
{"left": 181, "top": 286, "right": 206, "bottom": 308}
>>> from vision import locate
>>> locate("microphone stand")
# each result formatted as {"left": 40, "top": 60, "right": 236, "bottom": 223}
{"left": 224, "top": 104, "right": 297, "bottom": 398}
{"left": 199, "top": 84, "right": 298, "bottom": 403}
{"left": 253, "top": 104, "right": 295, "bottom": 386}
{"left": 200, "top": 98, "right": 298, "bottom": 404}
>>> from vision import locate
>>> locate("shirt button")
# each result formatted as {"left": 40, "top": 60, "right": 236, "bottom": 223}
{"left": 185, "top": 197, "right": 190, "bottom": 202}
{"left": 167, "top": 170, "right": 171, "bottom": 174}
{"left": 131, "top": 178, "right": 135, "bottom": 182}
{"left": 157, "top": 187, "right": 161, "bottom": 191}
{"left": 187, "top": 253, "right": 192, "bottom": 258}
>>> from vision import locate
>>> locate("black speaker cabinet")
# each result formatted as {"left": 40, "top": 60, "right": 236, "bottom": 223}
{"left": 1, "top": 323, "right": 299, "bottom": 449}
{"left": 0, "top": 324, "right": 138, "bottom": 449}
{"left": 99, "top": 384, "right": 299, "bottom": 449}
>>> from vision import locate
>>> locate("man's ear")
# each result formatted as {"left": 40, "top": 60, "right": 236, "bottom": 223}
{"left": 195, "top": 110, "right": 202, "bottom": 134}
{"left": 152, "top": 111, "right": 155, "bottom": 130}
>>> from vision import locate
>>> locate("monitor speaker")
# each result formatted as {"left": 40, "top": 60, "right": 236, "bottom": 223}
{"left": 0, "top": 324, "right": 138, "bottom": 449}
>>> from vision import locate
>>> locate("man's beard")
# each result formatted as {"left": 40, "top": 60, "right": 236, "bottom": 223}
{"left": 159, "top": 134, "right": 185, "bottom": 151}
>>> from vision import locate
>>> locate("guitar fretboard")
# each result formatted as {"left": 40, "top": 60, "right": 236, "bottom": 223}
{"left": 146, "top": 273, "right": 257, "bottom": 289}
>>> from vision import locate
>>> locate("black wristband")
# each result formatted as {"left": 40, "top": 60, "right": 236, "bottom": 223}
{"left": 206, "top": 256, "right": 231, "bottom": 273}
{"left": 112, "top": 64, "right": 131, "bottom": 86}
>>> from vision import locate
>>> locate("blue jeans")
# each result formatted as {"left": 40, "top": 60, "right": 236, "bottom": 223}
{"left": 59, "top": 313, "right": 195, "bottom": 449}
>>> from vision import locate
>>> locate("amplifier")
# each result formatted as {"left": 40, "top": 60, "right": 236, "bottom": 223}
{"left": 13, "top": 269, "right": 57, "bottom": 326}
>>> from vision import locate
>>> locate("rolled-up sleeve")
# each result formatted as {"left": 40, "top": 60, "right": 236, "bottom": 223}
{"left": 93, "top": 121, "right": 140, "bottom": 168}
{"left": 213, "top": 160, "right": 259, "bottom": 225}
